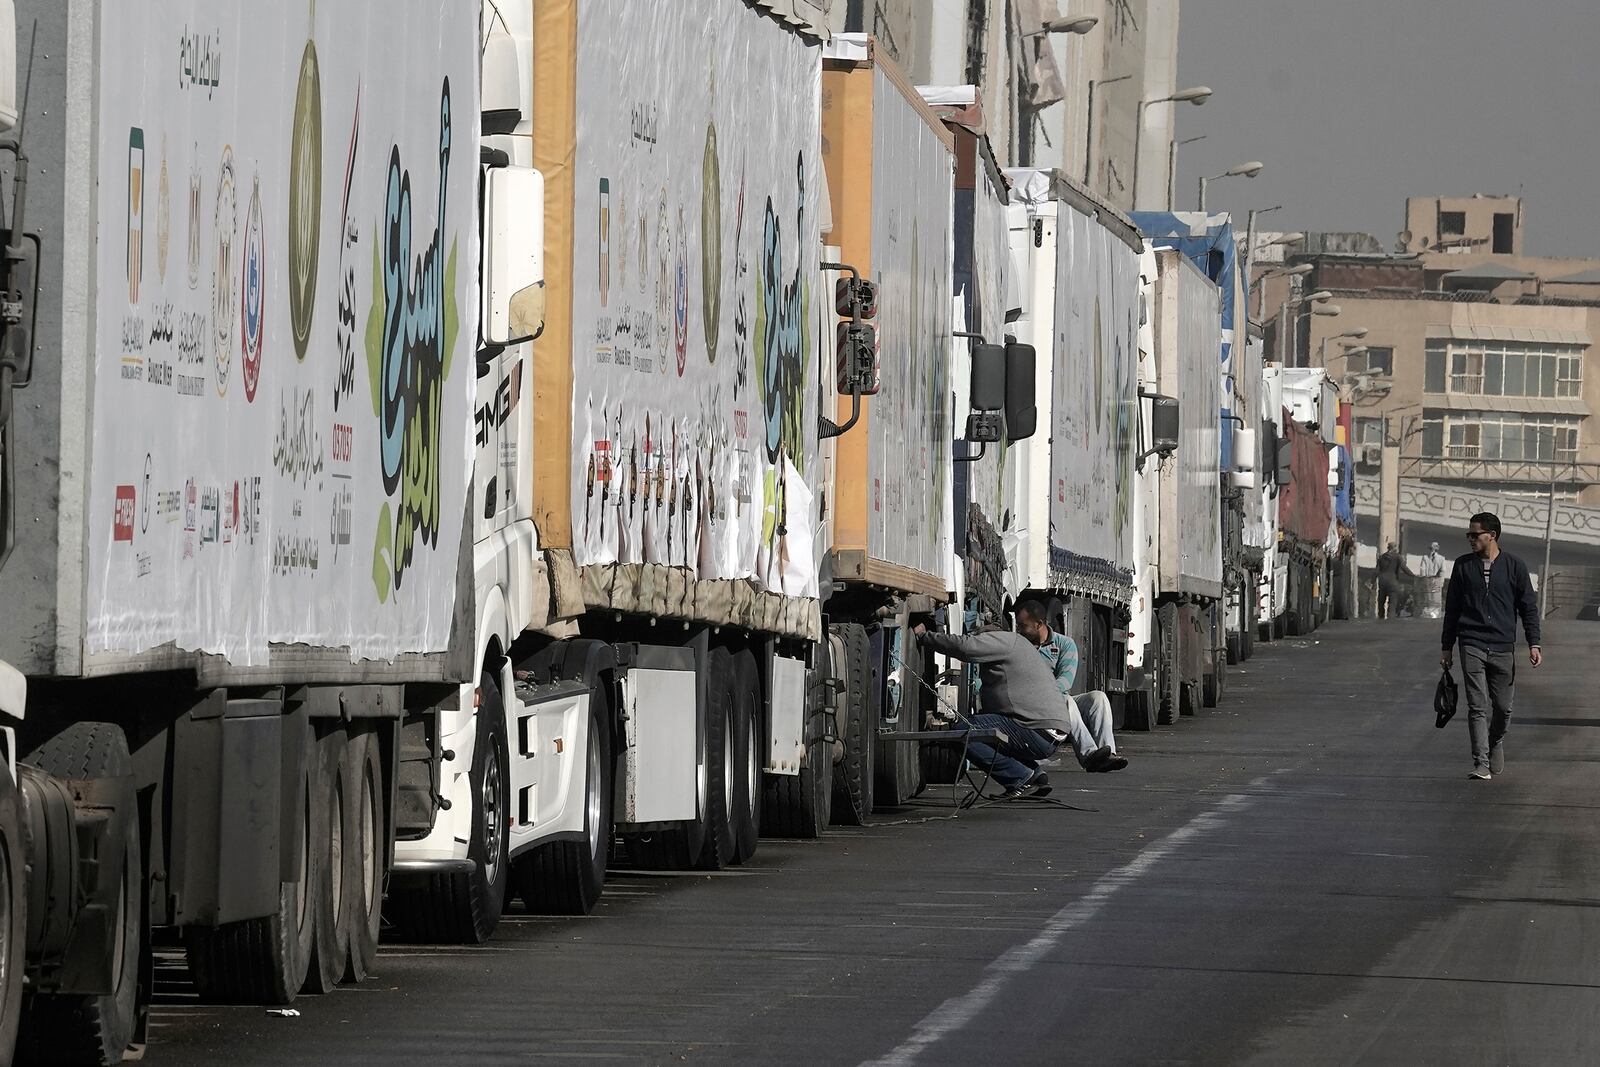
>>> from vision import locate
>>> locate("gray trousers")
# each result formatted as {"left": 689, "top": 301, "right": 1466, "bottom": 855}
{"left": 1073, "top": 691, "right": 1118, "bottom": 754}
{"left": 1459, "top": 644, "right": 1514, "bottom": 768}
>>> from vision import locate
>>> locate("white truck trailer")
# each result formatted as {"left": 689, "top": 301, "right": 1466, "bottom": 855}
{"left": 1002, "top": 169, "right": 1144, "bottom": 711}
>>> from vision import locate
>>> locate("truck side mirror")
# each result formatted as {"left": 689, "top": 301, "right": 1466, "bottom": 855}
{"left": 969, "top": 344, "right": 1006, "bottom": 412}
{"left": 834, "top": 276, "right": 880, "bottom": 396}
{"left": 965, "top": 412, "right": 1003, "bottom": 444}
{"left": 1230, "top": 471, "right": 1258, "bottom": 490}
{"left": 1003, "top": 342, "right": 1037, "bottom": 441}
{"left": 1149, "top": 396, "right": 1180, "bottom": 455}
{"left": 481, "top": 164, "right": 545, "bottom": 353}
{"left": 1233, "top": 428, "right": 1257, "bottom": 471}
{"left": 1275, "top": 439, "right": 1293, "bottom": 487}
{"left": 1326, "top": 446, "right": 1343, "bottom": 490}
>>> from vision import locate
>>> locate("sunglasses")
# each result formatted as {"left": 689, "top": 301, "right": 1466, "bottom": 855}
{"left": 1465, "top": 530, "right": 1490, "bottom": 540}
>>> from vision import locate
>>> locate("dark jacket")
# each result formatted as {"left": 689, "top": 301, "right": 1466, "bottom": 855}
{"left": 917, "top": 629, "right": 1074, "bottom": 733}
{"left": 1441, "top": 550, "right": 1540, "bottom": 652}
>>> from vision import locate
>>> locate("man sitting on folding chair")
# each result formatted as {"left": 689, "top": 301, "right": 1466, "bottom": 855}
{"left": 914, "top": 615, "right": 1128, "bottom": 800}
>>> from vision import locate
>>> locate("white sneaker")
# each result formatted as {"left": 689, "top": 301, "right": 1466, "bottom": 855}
{"left": 1469, "top": 766, "right": 1492, "bottom": 781}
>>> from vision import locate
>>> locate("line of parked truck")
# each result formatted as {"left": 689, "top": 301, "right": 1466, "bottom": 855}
{"left": 0, "top": 1, "right": 1356, "bottom": 1061}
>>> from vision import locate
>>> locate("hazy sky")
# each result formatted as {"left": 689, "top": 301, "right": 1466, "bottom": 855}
{"left": 1173, "top": 0, "right": 1600, "bottom": 259}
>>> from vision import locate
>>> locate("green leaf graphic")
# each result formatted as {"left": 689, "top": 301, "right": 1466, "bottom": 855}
{"left": 443, "top": 237, "right": 458, "bottom": 381}
{"left": 366, "top": 230, "right": 384, "bottom": 417}
{"left": 372, "top": 500, "right": 393, "bottom": 603}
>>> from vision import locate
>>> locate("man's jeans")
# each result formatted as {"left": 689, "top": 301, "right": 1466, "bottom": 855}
{"left": 1074, "top": 691, "right": 1118, "bottom": 753}
{"left": 1459, "top": 643, "right": 1514, "bottom": 770}
{"left": 964, "top": 699, "right": 1101, "bottom": 788}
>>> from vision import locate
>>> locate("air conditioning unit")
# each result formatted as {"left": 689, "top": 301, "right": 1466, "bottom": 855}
{"left": 1360, "top": 445, "right": 1383, "bottom": 466}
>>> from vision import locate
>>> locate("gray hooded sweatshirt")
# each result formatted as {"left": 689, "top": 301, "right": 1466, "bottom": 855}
{"left": 917, "top": 629, "right": 1073, "bottom": 733}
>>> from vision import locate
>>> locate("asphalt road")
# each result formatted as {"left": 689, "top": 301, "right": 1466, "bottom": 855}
{"left": 148, "top": 619, "right": 1600, "bottom": 1066}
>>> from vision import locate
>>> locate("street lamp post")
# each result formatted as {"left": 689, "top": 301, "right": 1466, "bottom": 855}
{"left": 1276, "top": 288, "right": 1334, "bottom": 366}
{"left": 1198, "top": 161, "right": 1264, "bottom": 213}
{"left": 1084, "top": 73, "right": 1134, "bottom": 185}
{"left": 1017, "top": 16, "right": 1101, "bottom": 167}
{"left": 1316, "top": 327, "right": 1369, "bottom": 366}
{"left": 1131, "top": 85, "right": 1212, "bottom": 209}
{"left": 1168, "top": 134, "right": 1206, "bottom": 210}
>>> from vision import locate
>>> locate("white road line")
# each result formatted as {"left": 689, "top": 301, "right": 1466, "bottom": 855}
{"left": 861, "top": 786, "right": 1262, "bottom": 1066}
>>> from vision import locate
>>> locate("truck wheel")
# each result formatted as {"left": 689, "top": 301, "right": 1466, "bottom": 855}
{"left": 760, "top": 656, "right": 833, "bottom": 838}
{"left": 874, "top": 630, "right": 922, "bottom": 810}
{"left": 624, "top": 647, "right": 734, "bottom": 870}
{"left": 185, "top": 720, "right": 316, "bottom": 1003}
{"left": 1155, "top": 605, "right": 1180, "bottom": 726}
{"left": 343, "top": 728, "right": 386, "bottom": 983}
{"left": 387, "top": 672, "right": 511, "bottom": 944}
{"left": 303, "top": 725, "right": 351, "bottom": 992}
{"left": 829, "top": 623, "right": 874, "bottom": 826}
{"left": 516, "top": 694, "right": 614, "bottom": 914}
{"left": 729, "top": 649, "right": 762, "bottom": 865}
{"left": 1225, "top": 631, "right": 1241, "bottom": 666}
{"left": 17, "top": 723, "right": 141, "bottom": 1066}
{"left": 0, "top": 772, "right": 23, "bottom": 1065}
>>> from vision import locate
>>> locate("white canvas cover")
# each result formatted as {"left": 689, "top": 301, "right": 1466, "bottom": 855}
{"left": 87, "top": 0, "right": 478, "bottom": 663}
{"left": 865, "top": 64, "right": 954, "bottom": 582}
{"left": 1047, "top": 205, "right": 1141, "bottom": 586}
{"left": 1168, "top": 253, "right": 1224, "bottom": 592}
{"left": 569, "top": 0, "right": 822, "bottom": 601}
{"left": 965, "top": 152, "right": 1012, "bottom": 537}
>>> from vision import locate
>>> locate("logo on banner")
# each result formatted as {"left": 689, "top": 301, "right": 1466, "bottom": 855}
{"left": 240, "top": 176, "right": 265, "bottom": 402}
{"left": 187, "top": 151, "right": 202, "bottom": 290}
{"left": 365, "top": 78, "right": 458, "bottom": 603}
{"left": 212, "top": 146, "right": 237, "bottom": 396}
{"left": 156, "top": 136, "right": 171, "bottom": 283}
{"left": 289, "top": 38, "right": 322, "bottom": 361}
{"left": 127, "top": 128, "right": 145, "bottom": 305}
{"left": 113, "top": 485, "right": 136, "bottom": 543}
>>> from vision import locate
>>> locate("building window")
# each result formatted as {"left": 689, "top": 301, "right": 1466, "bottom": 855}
{"left": 1422, "top": 416, "right": 1444, "bottom": 457}
{"left": 1425, "top": 342, "right": 1447, "bottom": 393}
{"left": 1439, "top": 210, "right": 1466, "bottom": 236}
{"left": 1359, "top": 346, "right": 1394, "bottom": 376}
{"left": 1431, "top": 339, "right": 1583, "bottom": 398}
{"left": 1433, "top": 413, "right": 1581, "bottom": 464}
{"left": 1493, "top": 213, "right": 1514, "bottom": 254}
{"left": 1448, "top": 422, "right": 1480, "bottom": 459}
{"left": 1356, "top": 417, "right": 1383, "bottom": 447}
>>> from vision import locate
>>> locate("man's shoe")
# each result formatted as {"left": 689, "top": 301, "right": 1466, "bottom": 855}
{"left": 1028, "top": 771, "right": 1053, "bottom": 797}
{"left": 1490, "top": 744, "right": 1505, "bottom": 775}
{"left": 1469, "top": 766, "right": 1492, "bottom": 780}
{"left": 1085, "top": 747, "right": 1129, "bottom": 773}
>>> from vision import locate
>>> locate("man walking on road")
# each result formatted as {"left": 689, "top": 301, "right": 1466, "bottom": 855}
{"left": 1440, "top": 512, "right": 1543, "bottom": 780}
{"left": 1418, "top": 541, "right": 1448, "bottom": 619}
{"left": 915, "top": 617, "right": 1127, "bottom": 799}
{"left": 1013, "top": 599, "right": 1118, "bottom": 756}
{"left": 1377, "top": 542, "right": 1413, "bottom": 619}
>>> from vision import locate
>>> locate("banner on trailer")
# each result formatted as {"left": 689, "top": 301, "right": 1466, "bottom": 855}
{"left": 569, "top": 0, "right": 822, "bottom": 599}
{"left": 866, "top": 66, "right": 955, "bottom": 583}
{"left": 1174, "top": 259, "right": 1225, "bottom": 589}
{"left": 87, "top": 0, "right": 479, "bottom": 664}
{"left": 1048, "top": 207, "right": 1140, "bottom": 582}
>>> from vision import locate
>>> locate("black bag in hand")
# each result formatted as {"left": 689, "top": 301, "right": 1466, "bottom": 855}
{"left": 1434, "top": 668, "right": 1459, "bottom": 728}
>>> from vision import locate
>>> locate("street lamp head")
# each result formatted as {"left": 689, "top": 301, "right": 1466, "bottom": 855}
{"left": 1340, "top": 327, "right": 1369, "bottom": 339}
{"left": 1027, "top": 14, "right": 1099, "bottom": 36}
{"left": 1171, "top": 86, "right": 1213, "bottom": 104}
{"left": 1272, "top": 232, "right": 1306, "bottom": 246}
{"left": 1313, "top": 304, "right": 1343, "bottom": 316}
{"left": 1227, "top": 161, "right": 1265, "bottom": 178}
{"left": 1306, "top": 289, "right": 1333, "bottom": 302}
{"left": 1281, "top": 263, "right": 1313, "bottom": 276}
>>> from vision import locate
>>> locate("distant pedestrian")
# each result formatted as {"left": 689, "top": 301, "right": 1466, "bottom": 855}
{"left": 1419, "top": 542, "right": 1448, "bottom": 619}
{"left": 1376, "top": 542, "right": 1413, "bottom": 619}
{"left": 1440, "top": 512, "right": 1543, "bottom": 780}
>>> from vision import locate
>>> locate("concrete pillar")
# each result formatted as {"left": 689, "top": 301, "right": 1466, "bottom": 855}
{"left": 1379, "top": 443, "right": 1401, "bottom": 552}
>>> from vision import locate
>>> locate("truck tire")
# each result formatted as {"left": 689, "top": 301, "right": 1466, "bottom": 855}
{"left": 728, "top": 648, "right": 762, "bottom": 865}
{"left": 516, "top": 694, "right": 613, "bottom": 914}
{"left": 1156, "top": 605, "right": 1180, "bottom": 727}
{"left": 874, "top": 630, "right": 922, "bottom": 810}
{"left": 386, "top": 672, "right": 511, "bottom": 944}
{"left": 1124, "top": 682, "right": 1156, "bottom": 732}
{"left": 303, "top": 725, "right": 351, "bottom": 992}
{"left": 624, "top": 647, "right": 734, "bottom": 870}
{"left": 342, "top": 728, "right": 385, "bottom": 983}
{"left": 0, "top": 769, "right": 21, "bottom": 1065}
{"left": 830, "top": 623, "right": 874, "bottom": 826}
{"left": 1203, "top": 647, "right": 1226, "bottom": 707}
{"left": 17, "top": 723, "right": 141, "bottom": 1066}
{"left": 184, "top": 720, "right": 316, "bottom": 1003}
{"left": 760, "top": 655, "right": 833, "bottom": 838}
